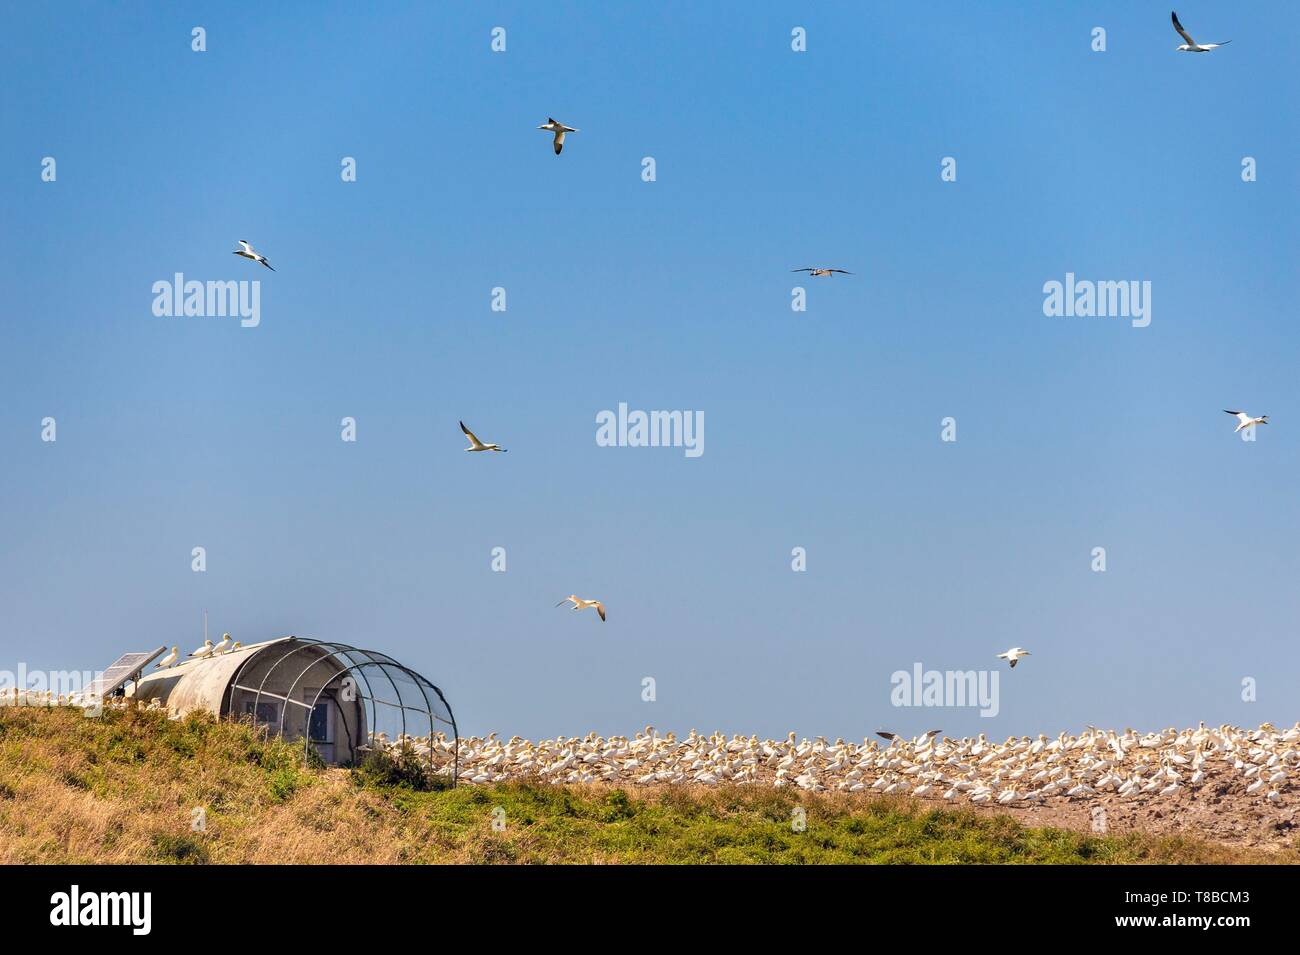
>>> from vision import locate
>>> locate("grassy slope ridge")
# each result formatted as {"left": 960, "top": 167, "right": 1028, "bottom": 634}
{"left": 0, "top": 707, "right": 1280, "bottom": 864}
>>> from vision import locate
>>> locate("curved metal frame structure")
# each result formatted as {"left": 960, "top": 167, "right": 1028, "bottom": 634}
{"left": 224, "top": 637, "right": 458, "bottom": 784}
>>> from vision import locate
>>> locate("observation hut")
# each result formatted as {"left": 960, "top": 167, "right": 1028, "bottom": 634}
{"left": 128, "top": 636, "right": 457, "bottom": 771}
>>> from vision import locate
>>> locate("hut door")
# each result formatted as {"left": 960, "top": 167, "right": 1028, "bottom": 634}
{"left": 306, "top": 690, "right": 335, "bottom": 763}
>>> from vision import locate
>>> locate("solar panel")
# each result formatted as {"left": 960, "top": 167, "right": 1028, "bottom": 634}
{"left": 85, "top": 647, "right": 167, "bottom": 699}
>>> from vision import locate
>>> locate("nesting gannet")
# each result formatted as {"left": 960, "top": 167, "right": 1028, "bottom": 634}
{"left": 188, "top": 638, "right": 214, "bottom": 659}
{"left": 537, "top": 118, "right": 578, "bottom": 155}
{"left": 791, "top": 268, "right": 852, "bottom": 277}
{"left": 1171, "top": 11, "right": 1231, "bottom": 52}
{"left": 211, "top": 632, "right": 232, "bottom": 655}
{"left": 997, "top": 647, "right": 1031, "bottom": 668}
{"left": 232, "top": 240, "right": 275, "bottom": 270}
{"left": 155, "top": 646, "right": 179, "bottom": 669}
{"left": 556, "top": 595, "right": 606, "bottom": 621}
{"left": 460, "top": 420, "right": 506, "bottom": 452}
{"left": 1224, "top": 410, "right": 1268, "bottom": 433}
{"left": 227, "top": 641, "right": 242, "bottom": 654}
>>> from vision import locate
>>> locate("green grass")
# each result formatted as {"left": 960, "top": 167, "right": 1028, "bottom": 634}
{"left": 0, "top": 706, "right": 1284, "bottom": 864}
{"left": 362, "top": 773, "right": 1252, "bottom": 864}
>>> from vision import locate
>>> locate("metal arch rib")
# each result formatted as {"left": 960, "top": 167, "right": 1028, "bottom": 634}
{"left": 304, "top": 657, "right": 458, "bottom": 784}
{"left": 219, "top": 636, "right": 458, "bottom": 780}
{"left": 356, "top": 649, "right": 458, "bottom": 778}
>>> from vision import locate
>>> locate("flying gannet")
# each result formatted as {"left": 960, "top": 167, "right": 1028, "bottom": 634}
{"left": 877, "top": 729, "right": 942, "bottom": 743}
{"left": 791, "top": 268, "right": 852, "bottom": 277}
{"left": 997, "top": 647, "right": 1031, "bottom": 668}
{"left": 1171, "top": 11, "right": 1231, "bottom": 52}
{"left": 1224, "top": 410, "right": 1268, "bottom": 433}
{"left": 460, "top": 421, "right": 506, "bottom": 452}
{"left": 556, "top": 595, "right": 606, "bottom": 621}
{"left": 537, "top": 118, "right": 578, "bottom": 155}
{"left": 233, "top": 240, "right": 275, "bottom": 270}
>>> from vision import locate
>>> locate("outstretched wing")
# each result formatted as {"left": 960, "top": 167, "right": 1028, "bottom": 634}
{"left": 460, "top": 420, "right": 484, "bottom": 445}
{"left": 1171, "top": 11, "right": 1197, "bottom": 46}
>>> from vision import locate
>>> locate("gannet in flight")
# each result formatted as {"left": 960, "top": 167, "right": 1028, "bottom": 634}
{"left": 155, "top": 647, "right": 179, "bottom": 669}
{"left": 460, "top": 421, "right": 506, "bottom": 452}
{"left": 997, "top": 647, "right": 1031, "bottom": 668}
{"left": 1224, "top": 410, "right": 1268, "bottom": 433}
{"left": 876, "top": 729, "right": 941, "bottom": 743}
{"left": 233, "top": 240, "right": 275, "bottom": 270}
{"left": 1171, "top": 11, "right": 1231, "bottom": 52}
{"left": 188, "top": 638, "right": 214, "bottom": 659}
{"left": 791, "top": 268, "right": 852, "bottom": 277}
{"left": 556, "top": 595, "right": 605, "bottom": 621}
{"left": 538, "top": 118, "right": 578, "bottom": 155}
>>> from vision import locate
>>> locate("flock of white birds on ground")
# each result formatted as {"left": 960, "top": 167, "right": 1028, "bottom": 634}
{"left": 5, "top": 689, "right": 165, "bottom": 712}
{"left": 333, "top": 723, "right": 1299, "bottom": 808}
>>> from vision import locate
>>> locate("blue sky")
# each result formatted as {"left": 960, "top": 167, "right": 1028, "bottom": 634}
{"left": 2, "top": 2, "right": 1297, "bottom": 740}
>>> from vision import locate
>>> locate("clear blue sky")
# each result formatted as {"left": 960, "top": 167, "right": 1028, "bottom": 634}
{"left": 2, "top": 3, "right": 1297, "bottom": 740}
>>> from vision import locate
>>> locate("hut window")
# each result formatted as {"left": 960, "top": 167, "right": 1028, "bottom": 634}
{"left": 243, "top": 700, "right": 279, "bottom": 725}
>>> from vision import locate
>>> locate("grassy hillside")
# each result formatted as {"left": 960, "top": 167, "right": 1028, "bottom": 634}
{"left": 0, "top": 706, "right": 1281, "bottom": 864}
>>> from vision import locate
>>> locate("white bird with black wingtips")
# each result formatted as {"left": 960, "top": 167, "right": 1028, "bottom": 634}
{"left": 791, "top": 267, "right": 852, "bottom": 277}
{"left": 155, "top": 647, "right": 179, "bottom": 669}
{"left": 877, "top": 729, "right": 942, "bottom": 745}
{"left": 460, "top": 421, "right": 506, "bottom": 452}
{"left": 232, "top": 239, "right": 275, "bottom": 270}
{"left": 997, "top": 647, "right": 1031, "bottom": 668}
{"left": 1224, "top": 410, "right": 1267, "bottom": 433}
{"left": 1171, "top": 11, "right": 1231, "bottom": 53}
{"left": 538, "top": 117, "right": 578, "bottom": 155}
{"left": 556, "top": 595, "right": 606, "bottom": 622}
